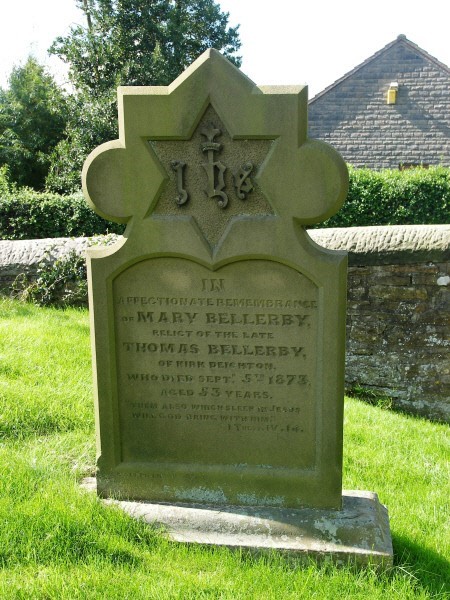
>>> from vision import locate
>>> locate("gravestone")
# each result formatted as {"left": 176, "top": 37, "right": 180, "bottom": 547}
{"left": 83, "top": 50, "right": 392, "bottom": 566}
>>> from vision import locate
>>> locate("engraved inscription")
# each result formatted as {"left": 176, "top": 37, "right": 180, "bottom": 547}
{"left": 150, "top": 105, "right": 273, "bottom": 247}
{"left": 171, "top": 160, "right": 188, "bottom": 205}
{"left": 234, "top": 162, "right": 254, "bottom": 199}
{"left": 201, "top": 278, "right": 225, "bottom": 292}
{"left": 113, "top": 259, "right": 318, "bottom": 469}
{"left": 201, "top": 123, "right": 228, "bottom": 208}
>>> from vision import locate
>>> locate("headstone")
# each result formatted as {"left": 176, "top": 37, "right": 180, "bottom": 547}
{"left": 83, "top": 50, "right": 392, "bottom": 566}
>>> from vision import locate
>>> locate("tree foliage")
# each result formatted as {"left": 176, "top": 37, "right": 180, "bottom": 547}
{"left": 50, "top": 0, "right": 241, "bottom": 95}
{"left": 0, "top": 57, "right": 68, "bottom": 190}
{"left": 46, "top": 92, "right": 118, "bottom": 193}
{"left": 46, "top": 0, "right": 241, "bottom": 193}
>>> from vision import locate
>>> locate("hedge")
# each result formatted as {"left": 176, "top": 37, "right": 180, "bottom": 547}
{"left": 0, "top": 166, "right": 449, "bottom": 240}
{"left": 0, "top": 188, "right": 124, "bottom": 240}
{"left": 321, "top": 166, "right": 450, "bottom": 228}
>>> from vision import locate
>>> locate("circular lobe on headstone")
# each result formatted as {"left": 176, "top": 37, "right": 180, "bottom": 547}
{"left": 261, "top": 139, "right": 348, "bottom": 225}
{"left": 83, "top": 140, "right": 165, "bottom": 223}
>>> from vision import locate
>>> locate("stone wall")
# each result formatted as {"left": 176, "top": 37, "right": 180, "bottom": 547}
{"left": 0, "top": 225, "right": 448, "bottom": 422}
{"left": 308, "top": 36, "right": 450, "bottom": 169}
{"left": 0, "top": 237, "right": 101, "bottom": 292}
{"left": 311, "top": 226, "right": 449, "bottom": 422}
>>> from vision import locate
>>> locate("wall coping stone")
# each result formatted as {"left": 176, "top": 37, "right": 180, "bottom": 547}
{"left": 0, "top": 225, "right": 448, "bottom": 269}
{"left": 0, "top": 236, "right": 116, "bottom": 271}
{"left": 309, "top": 225, "right": 450, "bottom": 265}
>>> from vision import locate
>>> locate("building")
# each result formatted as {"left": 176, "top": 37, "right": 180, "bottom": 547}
{"left": 308, "top": 35, "right": 450, "bottom": 169}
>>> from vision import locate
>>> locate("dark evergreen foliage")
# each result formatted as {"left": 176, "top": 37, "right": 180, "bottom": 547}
{"left": 0, "top": 58, "right": 68, "bottom": 190}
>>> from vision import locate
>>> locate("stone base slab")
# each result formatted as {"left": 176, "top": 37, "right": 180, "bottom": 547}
{"left": 81, "top": 478, "right": 393, "bottom": 569}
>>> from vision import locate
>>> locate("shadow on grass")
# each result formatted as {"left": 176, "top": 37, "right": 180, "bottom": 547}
{"left": 0, "top": 298, "right": 37, "bottom": 317}
{"left": 346, "top": 390, "right": 447, "bottom": 424}
{"left": 0, "top": 414, "right": 89, "bottom": 441}
{"left": 175, "top": 530, "right": 450, "bottom": 590}
{"left": 393, "top": 533, "right": 450, "bottom": 596}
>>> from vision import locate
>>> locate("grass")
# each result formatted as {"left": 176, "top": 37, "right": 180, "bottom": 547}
{"left": 0, "top": 298, "right": 448, "bottom": 599}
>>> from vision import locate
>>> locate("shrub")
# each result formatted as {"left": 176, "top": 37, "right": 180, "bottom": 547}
{"left": 321, "top": 166, "right": 450, "bottom": 227}
{"left": 0, "top": 188, "right": 124, "bottom": 239}
{"left": 11, "top": 236, "right": 118, "bottom": 307}
{"left": 12, "top": 249, "right": 88, "bottom": 307}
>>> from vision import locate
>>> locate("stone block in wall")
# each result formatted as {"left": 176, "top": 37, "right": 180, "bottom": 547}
{"left": 368, "top": 285, "right": 428, "bottom": 301}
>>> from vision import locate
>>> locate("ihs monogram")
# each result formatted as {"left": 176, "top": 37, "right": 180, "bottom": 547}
{"left": 171, "top": 122, "right": 254, "bottom": 209}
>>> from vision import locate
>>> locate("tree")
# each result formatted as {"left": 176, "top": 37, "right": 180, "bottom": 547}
{"left": 46, "top": 92, "right": 118, "bottom": 193}
{"left": 0, "top": 57, "right": 68, "bottom": 190}
{"left": 46, "top": 0, "right": 241, "bottom": 193}
{"left": 50, "top": 0, "right": 241, "bottom": 95}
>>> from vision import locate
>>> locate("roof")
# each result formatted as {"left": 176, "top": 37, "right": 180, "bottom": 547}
{"left": 309, "top": 34, "right": 450, "bottom": 104}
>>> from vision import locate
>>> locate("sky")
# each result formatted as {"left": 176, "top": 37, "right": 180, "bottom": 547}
{"left": 0, "top": 0, "right": 449, "bottom": 99}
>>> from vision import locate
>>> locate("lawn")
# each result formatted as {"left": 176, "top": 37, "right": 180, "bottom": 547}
{"left": 0, "top": 299, "right": 448, "bottom": 599}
